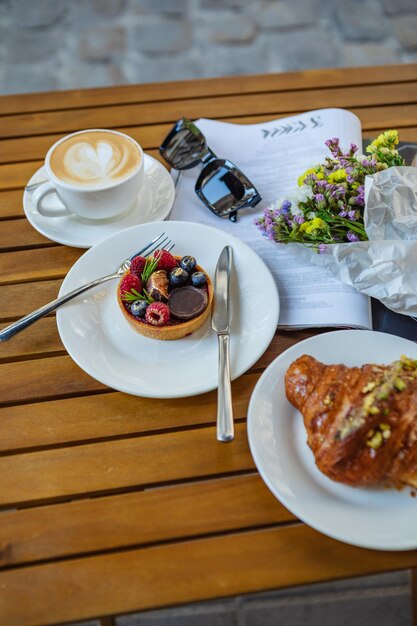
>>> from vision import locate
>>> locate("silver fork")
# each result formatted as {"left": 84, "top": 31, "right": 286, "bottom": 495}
{"left": 0, "top": 232, "right": 174, "bottom": 342}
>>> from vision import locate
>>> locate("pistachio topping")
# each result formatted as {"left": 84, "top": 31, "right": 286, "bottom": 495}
{"left": 376, "top": 389, "right": 389, "bottom": 400}
{"left": 400, "top": 354, "right": 417, "bottom": 371}
{"left": 323, "top": 394, "right": 333, "bottom": 406}
{"left": 394, "top": 377, "right": 406, "bottom": 391}
{"left": 365, "top": 422, "right": 391, "bottom": 450}
{"left": 338, "top": 356, "right": 416, "bottom": 442}
{"left": 366, "top": 431, "right": 383, "bottom": 449}
{"left": 362, "top": 380, "right": 377, "bottom": 393}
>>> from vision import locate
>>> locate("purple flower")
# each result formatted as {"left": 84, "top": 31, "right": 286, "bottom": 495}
{"left": 331, "top": 186, "right": 345, "bottom": 199}
{"left": 339, "top": 210, "right": 347, "bottom": 217}
{"left": 347, "top": 209, "right": 356, "bottom": 220}
{"left": 325, "top": 137, "right": 339, "bottom": 150}
{"left": 304, "top": 173, "right": 317, "bottom": 184}
{"left": 318, "top": 243, "right": 327, "bottom": 254}
{"left": 325, "top": 137, "right": 342, "bottom": 157}
{"left": 254, "top": 217, "right": 268, "bottom": 234}
{"left": 314, "top": 193, "right": 325, "bottom": 203}
{"left": 349, "top": 143, "right": 358, "bottom": 156}
{"left": 280, "top": 199, "right": 292, "bottom": 213}
{"left": 346, "top": 231, "right": 359, "bottom": 242}
{"left": 355, "top": 185, "right": 365, "bottom": 206}
{"left": 266, "top": 224, "right": 276, "bottom": 240}
{"left": 361, "top": 157, "right": 377, "bottom": 168}
{"left": 294, "top": 215, "right": 305, "bottom": 224}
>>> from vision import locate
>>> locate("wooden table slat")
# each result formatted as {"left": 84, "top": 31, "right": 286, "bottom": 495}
{"left": 0, "top": 423, "right": 253, "bottom": 508}
{"left": 0, "top": 474, "right": 291, "bottom": 568}
{"left": 0, "top": 317, "right": 64, "bottom": 362}
{"left": 0, "top": 374, "right": 258, "bottom": 451}
{"left": 0, "top": 246, "right": 83, "bottom": 284}
{"left": 0, "top": 64, "right": 415, "bottom": 116}
{"left": 1, "top": 82, "right": 416, "bottom": 139}
{"left": 0, "top": 218, "right": 55, "bottom": 251}
{"left": 1, "top": 524, "right": 416, "bottom": 626}
{"left": 0, "top": 354, "right": 105, "bottom": 405}
{"left": 0, "top": 279, "right": 63, "bottom": 320}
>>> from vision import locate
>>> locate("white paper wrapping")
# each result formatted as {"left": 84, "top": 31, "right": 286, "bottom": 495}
{"left": 294, "top": 166, "right": 417, "bottom": 316}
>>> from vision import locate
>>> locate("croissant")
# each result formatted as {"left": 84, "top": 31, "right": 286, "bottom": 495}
{"left": 285, "top": 354, "right": 417, "bottom": 488}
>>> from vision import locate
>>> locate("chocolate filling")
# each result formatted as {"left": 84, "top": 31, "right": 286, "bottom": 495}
{"left": 168, "top": 286, "right": 208, "bottom": 321}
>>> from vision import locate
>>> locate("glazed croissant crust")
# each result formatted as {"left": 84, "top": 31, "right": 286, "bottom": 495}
{"left": 285, "top": 354, "right": 417, "bottom": 488}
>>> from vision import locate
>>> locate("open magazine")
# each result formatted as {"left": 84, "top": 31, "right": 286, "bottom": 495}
{"left": 168, "top": 108, "right": 373, "bottom": 329}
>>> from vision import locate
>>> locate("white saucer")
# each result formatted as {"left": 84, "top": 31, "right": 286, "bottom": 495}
{"left": 23, "top": 153, "right": 175, "bottom": 248}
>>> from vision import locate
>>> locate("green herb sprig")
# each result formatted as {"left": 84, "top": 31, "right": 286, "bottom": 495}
{"left": 141, "top": 252, "right": 161, "bottom": 285}
{"left": 122, "top": 288, "right": 155, "bottom": 304}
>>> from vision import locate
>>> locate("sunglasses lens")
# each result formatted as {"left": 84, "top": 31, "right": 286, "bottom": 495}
{"left": 160, "top": 119, "right": 208, "bottom": 170}
{"left": 196, "top": 160, "right": 259, "bottom": 217}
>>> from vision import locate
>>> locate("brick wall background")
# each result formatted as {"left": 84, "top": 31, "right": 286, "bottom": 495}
{"left": 0, "top": 0, "right": 416, "bottom": 95}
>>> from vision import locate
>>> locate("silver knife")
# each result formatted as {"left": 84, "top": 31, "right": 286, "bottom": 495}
{"left": 212, "top": 245, "right": 234, "bottom": 442}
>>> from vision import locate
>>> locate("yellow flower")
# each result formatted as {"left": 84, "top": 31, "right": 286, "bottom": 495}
{"left": 299, "top": 217, "right": 328, "bottom": 235}
{"left": 327, "top": 168, "right": 346, "bottom": 183}
{"left": 297, "top": 166, "right": 324, "bottom": 187}
{"left": 384, "top": 130, "right": 399, "bottom": 145}
{"left": 366, "top": 130, "right": 399, "bottom": 154}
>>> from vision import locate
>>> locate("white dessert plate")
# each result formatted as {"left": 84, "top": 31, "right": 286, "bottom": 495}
{"left": 248, "top": 330, "right": 417, "bottom": 551}
{"left": 57, "top": 221, "right": 279, "bottom": 398}
{"left": 23, "top": 154, "right": 175, "bottom": 248}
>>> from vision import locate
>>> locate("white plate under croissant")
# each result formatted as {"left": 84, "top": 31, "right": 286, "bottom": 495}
{"left": 247, "top": 330, "right": 417, "bottom": 551}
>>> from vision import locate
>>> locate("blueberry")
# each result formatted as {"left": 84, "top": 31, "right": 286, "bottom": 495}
{"left": 169, "top": 267, "right": 189, "bottom": 288}
{"left": 179, "top": 255, "right": 197, "bottom": 274}
{"left": 131, "top": 300, "right": 148, "bottom": 318}
{"left": 191, "top": 271, "right": 207, "bottom": 287}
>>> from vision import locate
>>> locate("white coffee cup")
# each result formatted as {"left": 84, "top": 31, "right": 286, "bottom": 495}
{"left": 32, "top": 129, "right": 144, "bottom": 221}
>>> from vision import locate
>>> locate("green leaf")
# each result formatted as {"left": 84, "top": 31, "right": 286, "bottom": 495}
{"left": 141, "top": 252, "right": 161, "bottom": 285}
{"left": 122, "top": 287, "right": 155, "bottom": 304}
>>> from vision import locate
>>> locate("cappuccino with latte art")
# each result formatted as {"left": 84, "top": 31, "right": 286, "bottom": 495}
{"left": 32, "top": 129, "right": 145, "bottom": 221}
{"left": 50, "top": 130, "right": 141, "bottom": 188}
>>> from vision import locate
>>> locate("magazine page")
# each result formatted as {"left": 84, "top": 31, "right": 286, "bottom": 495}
{"left": 169, "top": 108, "right": 372, "bottom": 329}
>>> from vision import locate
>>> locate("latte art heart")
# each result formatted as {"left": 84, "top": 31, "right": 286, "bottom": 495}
{"left": 49, "top": 131, "right": 141, "bottom": 187}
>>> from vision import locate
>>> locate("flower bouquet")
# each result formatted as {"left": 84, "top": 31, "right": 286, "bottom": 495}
{"left": 255, "top": 131, "right": 417, "bottom": 316}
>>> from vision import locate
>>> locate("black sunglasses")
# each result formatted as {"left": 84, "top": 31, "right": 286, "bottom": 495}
{"left": 159, "top": 118, "right": 262, "bottom": 222}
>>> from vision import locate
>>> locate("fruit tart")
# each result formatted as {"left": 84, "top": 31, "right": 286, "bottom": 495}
{"left": 117, "top": 248, "right": 213, "bottom": 340}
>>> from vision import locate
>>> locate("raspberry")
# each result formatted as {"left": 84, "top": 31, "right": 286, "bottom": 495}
{"left": 145, "top": 302, "right": 171, "bottom": 326}
{"left": 154, "top": 249, "right": 177, "bottom": 273}
{"left": 120, "top": 273, "right": 142, "bottom": 295}
{"left": 130, "top": 256, "right": 146, "bottom": 278}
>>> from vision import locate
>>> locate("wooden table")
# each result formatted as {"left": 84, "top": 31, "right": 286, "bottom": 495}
{"left": 1, "top": 63, "right": 417, "bottom": 626}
